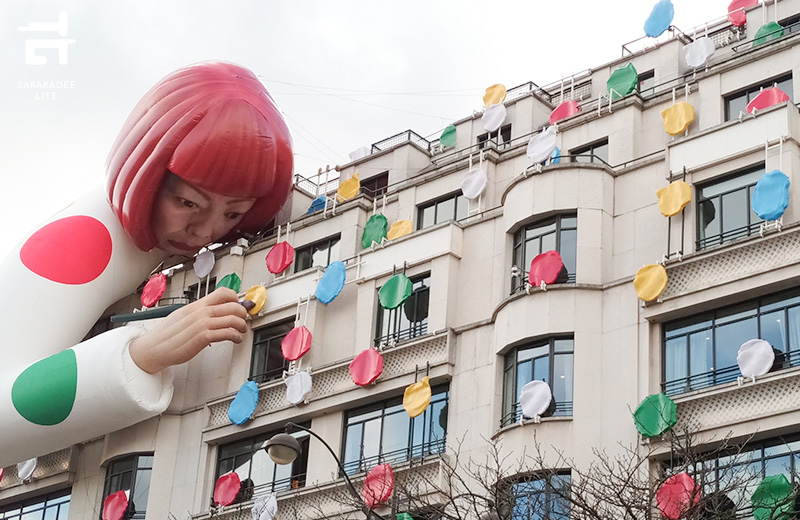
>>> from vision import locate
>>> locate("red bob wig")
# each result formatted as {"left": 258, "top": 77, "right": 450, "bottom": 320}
{"left": 105, "top": 62, "right": 294, "bottom": 251}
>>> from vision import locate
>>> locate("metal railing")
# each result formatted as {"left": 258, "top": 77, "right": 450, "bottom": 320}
{"left": 501, "top": 401, "right": 573, "bottom": 427}
{"left": 696, "top": 222, "right": 762, "bottom": 250}
{"left": 511, "top": 269, "right": 576, "bottom": 295}
{"left": 216, "top": 473, "right": 307, "bottom": 507}
{"left": 732, "top": 18, "right": 800, "bottom": 52}
{"left": 374, "top": 323, "right": 428, "bottom": 349}
{"left": 662, "top": 349, "right": 800, "bottom": 395}
{"left": 342, "top": 439, "right": 446, "bottom": 476}
{"left": 371, "top": 129, "right": 431, "bottom": 154}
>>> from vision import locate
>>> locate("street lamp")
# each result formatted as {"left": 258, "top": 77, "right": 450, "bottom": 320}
{"left": 265, "top": 422, "right": 387, "bottom": 520}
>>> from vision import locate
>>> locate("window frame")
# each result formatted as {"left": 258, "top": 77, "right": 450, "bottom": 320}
{"left": 294, "top": 234, "right": 341, "bottom": 273}
{"left": 569, "top": 138, "right": 609, "bottom": 165}
{"left": 504, "top": 471, "right": 571, "bottom": 520}
{"left": 637, "top": 70, "right": 656, "bottom": 96}
{"left": 417, "top": 192, "right": 469, "bottom": 231}
{"left": 695, "top": 164, "right": 764, "bottom": 250}
{"left": 477, "top": 123, "right": 512, "bottom": 149}
{"left": 0, "top": 489, "right": 71, "bottom": 520}
{"left": 215, "top": 426, "right": 310, "bottom": 500}
{"left": 662, "top": 288, "right": 800, "bottom": 395}
{"left": 511, "top": 214, "right": 577, "bottom": 294}
{"left": 341, "top": 385, "right": 449, "bottom": 475}
{"left": 360, "top": 171, "right": 389, "bottom": 199}
{"left": 374, "top": 273, "right": 430, "bottom": 348}
{"left": 723, "top": 73, "right": 793, "bottom": 121}
{"left": 187, "top": 276, "right": 217, "bottom": 301}
{"left": 249, "top": 319, "right": 294, "bottom": 383}
{"left": 501, "top": 337, "right": 574, "bottom": 427}
{"left": 101, "top": 454, "right": 153, "bottom": 520}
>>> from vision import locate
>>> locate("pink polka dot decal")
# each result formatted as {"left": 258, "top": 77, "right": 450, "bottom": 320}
{"left": 20, "top": 216, "right": 112, "bottom": 284}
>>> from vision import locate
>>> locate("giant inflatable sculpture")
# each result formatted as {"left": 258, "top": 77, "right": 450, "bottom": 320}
{"left": 0, "top": 62, "right": 293, "bottom": 467}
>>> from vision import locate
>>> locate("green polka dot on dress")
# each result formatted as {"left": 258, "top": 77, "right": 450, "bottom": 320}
{"left": 12, "top": 349, "right": 77, "bottom": 425}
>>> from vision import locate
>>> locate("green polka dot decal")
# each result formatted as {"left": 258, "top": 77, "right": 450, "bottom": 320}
{"left": 12, "top": 349, "right": 77, "bottom": 425}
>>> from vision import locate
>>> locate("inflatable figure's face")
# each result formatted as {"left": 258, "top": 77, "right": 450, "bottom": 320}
{"left": 151, "top": 173, "right": 256, "bottom": 255}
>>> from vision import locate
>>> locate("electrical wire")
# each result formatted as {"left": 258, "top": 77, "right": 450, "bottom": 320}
{"left": 259, "top": 75, "right": 483, "bottom": 96}
{"left": 261, "top": 75, "right": 460, "bottom": 121}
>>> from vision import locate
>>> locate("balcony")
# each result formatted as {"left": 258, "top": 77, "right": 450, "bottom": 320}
{"left": 659, "top": 222, "right": 800, "bottom": 301}
{"left": 673, "top": 363, "right": 800, "bottom": 438}
{"left": 667, "top": 102, "right": 798, "bottom": 173}
{"left": 0, "top": 448, "right": 75, "bottom": 502}
{"left": 205, "top": 331, "right": 453, "bottom": 432}
{"left": 191, "top": 457, "right": 445, "bottom": 520}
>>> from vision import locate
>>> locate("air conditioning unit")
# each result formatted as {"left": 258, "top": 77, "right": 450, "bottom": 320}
{"left": 430, "top": 142, "right": 444, "bottom": 155}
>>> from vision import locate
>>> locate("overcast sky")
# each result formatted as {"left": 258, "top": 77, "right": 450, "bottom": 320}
{"left": 0, "top": 0, "right": 730, "bottom": 257}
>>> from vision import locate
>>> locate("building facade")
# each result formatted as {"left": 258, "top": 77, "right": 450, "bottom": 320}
{"left": 4, "top": 0, "right": 800, "bottom": 517}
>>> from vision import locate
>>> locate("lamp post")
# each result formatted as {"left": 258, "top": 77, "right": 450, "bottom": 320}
{"left": 265, "top": 422, "right": 387, "bottom": 520}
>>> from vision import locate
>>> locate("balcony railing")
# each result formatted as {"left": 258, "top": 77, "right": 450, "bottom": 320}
{"left": 500, "top": 401, "right": 573, "bottom": 427}
{"left": 511, "top": 268, "right": 576, "bottom": 295}
{"left": 696, "top": 222, "right": 762, "bottom": 250}
{"left": 342, "top": 439, "right": 446, "bottom": 476}
{"left": 374, "top": 322, "right": 428, "bottom": 349}
{"left": 663, "top": 349, "right": 800, "bottom": 396}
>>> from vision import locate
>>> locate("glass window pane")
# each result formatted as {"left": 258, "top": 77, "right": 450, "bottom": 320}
{"left": 516, "top": 360, "right": 533, "bottom": 398}
{"left": 527, "top": 222, "right": 556, "bottom": 239}
{"left": 420, "top": 205, "right": 435, "bottom": 230}
{"left": 132, "top": 469, "right": 151, "bottom": 515}
{"left": 455, "top": 195, "right": 468, "bottom": 221}
{"left": 760, "top": 311, "right": 787, "bottom": 353}
{"left": 777, "top": 77, "right": 794, "bottom": 101}
{"left": 721, "top": 189, "right": 749, "bottom": 238}
{"left": 382, "top": 411, "right": 410, "bottom": 456}
{"left": 343, "top": 424, "right": 362, "bottom": 466}
{"left": 715, "top": 318, "right": 758, "bottom": 372}
{"left": 698, "top": 199, "right": 720, "bottom": 244}
{"left": 689, "top": 331, "right": 714, "bottom": 375}
{"left": 592, "top": 142, "right": 609, "bottom": 163}
{"left": 764, "top": 455, "right": 792, "bottom": 477}
{"left": 727, "top": 94, "right": 747, "bottom": 120}
{"left": 518, "top": 345, "right": 548, "bottom": 362}
{"left": 328, "top": 238, "right": 340, "bottom": 264}
{"left": 665, "top": 337, "right": 688, "bottom": 383}
{"left": 789, "top": 306, "right": 800, "bottom": 351}
{"left": 540, "top": 232, "right": 556, "bottom": 254}
{"left": 554, "top": 339, "right": 573, "bottom": 353}
{"left": 249, "top": 449, "right": 275, "bottom": 487}
{"left": 552, "top": 354, "right": 573, "bottom": 404}
{"left": 533, "top": 356, "right": 549, "bottom": 384}
{"left": 559, "top": 229, "right": 577, "bottom": 278}
{"left": 436, "top": 197, "right": 455, "bottom": 224}
{"left": 503, "top": 366, "right": 515, "bottom": 419}
{"left": 362, "top": 419, "right": 381, "bottom": 461}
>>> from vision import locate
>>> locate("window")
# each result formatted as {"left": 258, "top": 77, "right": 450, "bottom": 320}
{"left": 662, "top": 288, "right": 800, "bottom": 395}
{"left": 509, "top": 473, "right": 571, "bottom": 520}
{"left": 688, "top": 434, "right": 800, "bottom": 511}
{"left": 417, "top": 193, "right": 469, "bottom": 230}
{"left": 502, "top": 338, "right": 574, "bottom": 427}
{"left": 511, "top": 215, "right": 577, "bottom": 293}
{"left": 102, "top": 455, "right": 153, "bottom": 520}
{"left": 250, "top": 319, "right": 293, "bottom": 383}
{"left": 696, "top": 165, "right": 764, "bottom": 250}
{"left": 361, "top": 171, "right": 389, "bottom": 199}
{"left": 0, "top": 490, "right": 70, "bottom": 520}
{"left": 780, "top": 14, "right": 800, "bottom": 36}
{"left": 724, "top": 74, "right": 793, "bottom": 121}
{"left": 342, "top": 385, "right": 448, "bottom": 475}
{"left": 570, "top": 139, "right": 608, "bottom": 165}
{"left": 216, "top": 427, "right": 309, "bottom": 499}
{"left": 294, "top": 235, "right": 340, "bottom": 273}
{"left": 187, "top": 276, "right": 216, "bottom": 301}
{"left": 637, "top": 70, "right": 656, "bottom": 96}
{"left": 375, "top": 274, "right": 429, "bottom": 347}
{"left": 478, "top": 124, "right": 512, "bottom": 149}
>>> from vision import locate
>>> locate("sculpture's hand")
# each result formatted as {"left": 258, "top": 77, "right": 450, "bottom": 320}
{"left": 129, "top": 288, "right": 248, "bottom": 374}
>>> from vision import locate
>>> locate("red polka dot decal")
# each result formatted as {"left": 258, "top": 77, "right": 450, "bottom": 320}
{"left": 20, "top": 216, "right": 112, "bottom": 284}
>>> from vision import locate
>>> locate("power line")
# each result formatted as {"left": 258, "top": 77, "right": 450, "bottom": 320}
{"left": 261, "top": 75, "right": 460, "bottom": 121}
{"left": 281, "top": 111, "right": 344, "bottom": 162}
{"left": 260, "top": 75, "right": 483, "bottom": 95}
